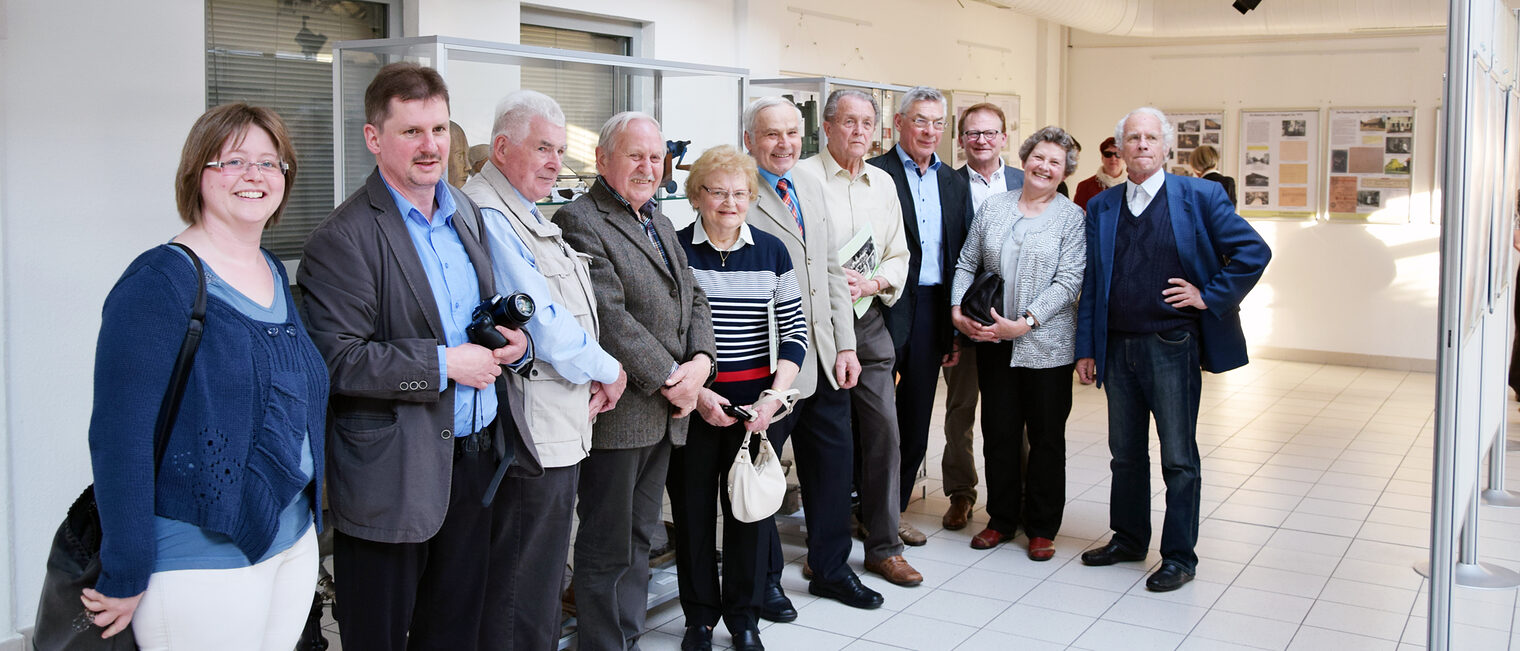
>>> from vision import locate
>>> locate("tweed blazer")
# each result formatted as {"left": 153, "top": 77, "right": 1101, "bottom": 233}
{"left": 747, "top": 170, "right": 855, "bottom": 396}
{"left": 951, "top": 190, "right": 1086, "bottom": 369}
{"left": 298, "top": 169, "right": 540, "bottom": 544}
{"left": 554, "top": 179, "right": 716, "bottom": 449}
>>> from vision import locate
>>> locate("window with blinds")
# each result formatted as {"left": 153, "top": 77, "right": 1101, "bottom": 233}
{"left": 519, "top": 24, "right": 630, "bottom": 182}
{"left": 206, "top": 0, "right": 388, "bottom": 260}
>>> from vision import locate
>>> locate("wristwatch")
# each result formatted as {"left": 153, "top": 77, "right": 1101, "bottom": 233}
{"left": 1024, "top": 314, "right": 1037, "bottom": 329}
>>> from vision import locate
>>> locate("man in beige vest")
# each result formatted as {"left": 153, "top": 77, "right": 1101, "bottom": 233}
{"left": 462, "top": 89, "right": 627, "bottom": 650}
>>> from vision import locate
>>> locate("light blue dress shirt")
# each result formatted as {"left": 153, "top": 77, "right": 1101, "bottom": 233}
{"left": 896, "top": 144, "right": 945, "bottom": 286}
{"left": 757, "top": 166, "right": 805, "bottom": 230}
{"left": 479, "top": 185, "right": 619, "bottom": 385}
{"left": 385, "top": 178, "right": 496, "bottom": 439}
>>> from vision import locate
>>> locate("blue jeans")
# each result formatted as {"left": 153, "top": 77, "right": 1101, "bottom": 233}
{"left": 1104, "top": 328, "right": 1202, "bottom": 571}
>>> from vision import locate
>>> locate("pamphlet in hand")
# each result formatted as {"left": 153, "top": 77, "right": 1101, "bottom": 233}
{"left": 839, "top": 224, "right": 880, "bottom": 317}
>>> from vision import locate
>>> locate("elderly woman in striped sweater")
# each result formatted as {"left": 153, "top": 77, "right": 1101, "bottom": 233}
{"left": 671, "top": 144, "right": 808, "bottom": 651}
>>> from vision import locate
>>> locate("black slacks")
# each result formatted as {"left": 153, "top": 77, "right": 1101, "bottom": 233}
{"left": 896, "top": 284, "right": 948, "bottom": 511}
{"left": 976, "top": 340, "right": 1072, "bottom": 540}
{"left": 669, "top": 417, "right": 770, "bottom": 635}
{"left": 479, "top": 464, "right": 579, "bottom": 651}
{"left": 763, "top": 361, "right": 855, "bottom": 583}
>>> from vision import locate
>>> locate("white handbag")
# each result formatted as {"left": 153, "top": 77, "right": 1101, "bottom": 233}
{"left": 727, "top": 430, "right": 785, "bottom": 523}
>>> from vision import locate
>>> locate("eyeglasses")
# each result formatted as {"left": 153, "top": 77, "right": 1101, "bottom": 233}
{"left": 962, "top": 130, "right": 1002, "bottom": 141}
{"left": 702, "top": 186, "right": 751, "bottom": 203}
{"left": 1102, "top": 151, "right": 1121, "bottom": 159}
{"left": 910, "top": 117, "right": 946, "bottom": 132}
{"left": 205, "top": 158, "right": 289, "bottom": 176}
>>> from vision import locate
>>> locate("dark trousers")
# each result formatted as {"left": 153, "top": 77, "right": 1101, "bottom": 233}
{"left": 669, "top": 418, "right": 770, "bottom": 635}
{"left": 480, "top": 464, "right": 578, "bottom": 651}
{"left": 895, "top": 284, "right": 947, "bottom": 511}
{"left": 333, "top": 436, "right": 496, "bottom": 651}
{"left": 573, "top": 439, "right": 672, "bottom": 651}
{"left": 976, "top": 341, "right": 1071, "bottom": 539}
{"left": 1105, "top": 329, "right": 1203, "bottom": 571}
{"left": 763, "top": 361, "right": 855, "bottom": 583}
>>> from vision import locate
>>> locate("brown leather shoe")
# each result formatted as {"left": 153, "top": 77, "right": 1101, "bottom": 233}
{"left": 969, "top": 528, "right": 1007, "bottom": 550}
{"left": 801, "top": 560, "right": 813, "bottom": 581}
{"left": 1027, "top": 536, "right": 1056, "bottom": 561}
{"left": 898, "top": 520, "right": 928, "bottom": 546}
{"left": 942, "top": 495, "right": 973, "bottom": 531}
{"left": 865, "top": 555, "right": 923, "bottom": 586}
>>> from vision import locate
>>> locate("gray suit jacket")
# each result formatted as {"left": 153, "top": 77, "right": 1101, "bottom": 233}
{"left": 748, "top": 171, "right": 855, "bottom": 396}
{"left": 555, "top": 179, "right": 716, "bottom": 449}
{"left": 298, "top": 169, "right": 540, "bottom": 544}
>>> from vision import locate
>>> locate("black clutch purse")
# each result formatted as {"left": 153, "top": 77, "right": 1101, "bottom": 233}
{"left": 960, "top": 269, "right": 1004, "bottom": 326}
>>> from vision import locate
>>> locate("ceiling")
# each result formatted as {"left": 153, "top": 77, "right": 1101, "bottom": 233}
{"left": 969, "top": 0, "right": 1451, "bottom": 39}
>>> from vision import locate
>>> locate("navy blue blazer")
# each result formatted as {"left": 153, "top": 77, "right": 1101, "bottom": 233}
{"left": 1074, "top": 173, "right": 1271, "bottom": 385}
{"left": 868, "top": 149, "right": 971, "bottom": 354}
{"left": 955, "top": 163, "right": 1025, "bottom": 204}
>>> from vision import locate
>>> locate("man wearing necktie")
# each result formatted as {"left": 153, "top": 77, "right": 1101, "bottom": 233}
{"left": 1075, "top": 107, "right": 1270, "bottom": 593}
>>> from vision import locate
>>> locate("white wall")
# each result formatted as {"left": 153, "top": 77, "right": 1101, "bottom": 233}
{"left": 2, "top": 0, "right": 207, "bottom": 636}
{"left": 1065, "top": 31, "right": 1448, "bottom": 365}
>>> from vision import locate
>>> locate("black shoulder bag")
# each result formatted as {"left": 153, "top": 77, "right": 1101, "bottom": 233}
{"left": 33, "top": 243, "right": 207, "bottom": 651}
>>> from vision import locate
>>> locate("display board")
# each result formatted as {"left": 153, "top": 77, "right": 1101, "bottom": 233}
{"left": 1163, "top": 110, "right": 1226, "bottom": 177}
{"left": 1325, "top": 107, "right": 1416, "bottom": 222}
{"left": 1237, "top": 109, "right": 1320, "bottom": 219}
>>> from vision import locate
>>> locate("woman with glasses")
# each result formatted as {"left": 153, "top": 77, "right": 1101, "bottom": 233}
{"left": 80, "top": 103, "right": 328, "bottom": 650}
{"left": 950, "top": 126, "right": 1086, "bottom": 562}
{"left": 671, "top": 144, "right": 807, "bottom": 651}
{"left": 1073, "top": 136, "right": 1126, "bottom": 211}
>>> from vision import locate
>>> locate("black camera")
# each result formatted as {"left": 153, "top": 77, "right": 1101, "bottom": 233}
{"left": 466, "top": 293, "right": 535, "bottom": 349}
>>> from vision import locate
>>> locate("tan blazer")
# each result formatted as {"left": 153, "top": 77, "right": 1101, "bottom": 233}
{"left": 748, "top": 171, "right": 856, "bottom": 396}
{"left": 299, "top": 169, "right": 540, "bottom": 544}
{"left": 464, "top": 164, "right": 605, "bottom": 468}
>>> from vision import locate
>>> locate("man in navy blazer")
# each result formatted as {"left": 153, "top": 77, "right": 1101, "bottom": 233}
{"left": 1074, "top": 107, "right": 1270, "bottom": 593}
{"left": 940, "top": 102, "right": 1024, "bottom": 531}
{"left": 867, "top": 86, "right": 971, "bottom": 545}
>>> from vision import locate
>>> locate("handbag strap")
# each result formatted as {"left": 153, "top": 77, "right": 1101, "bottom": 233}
{"left": 152, "top": 242, "right": 208, "bottom": 473}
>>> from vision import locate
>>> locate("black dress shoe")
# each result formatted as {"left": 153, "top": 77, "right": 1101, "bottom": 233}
{"left": 680, "top": 624, "right": 713, "bottom": 651}
{"left": 731, "top": 626, "right": 765, "bottom": 651}
{"left": 808, "top": 571, "right": 884, "bottom": 609}
{"left": 1146, "top": 561, "right": 1195, "bottom": 592}
{"left": 759, "top": 581, "right": 797, "bottom": 623}
{"left": 1080, "top": 541, "right": 1147, "bottom": 566}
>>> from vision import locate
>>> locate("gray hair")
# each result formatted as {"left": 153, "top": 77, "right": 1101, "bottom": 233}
{"left": 744, "top": 97, "right": 803, "bottom": 136}
{"left": 599, "top": 111, "right": 662, "bottom": 152}
{"left": 1017, "top": 126, "right": 1081, "bottom": 178}
{"left": 823, "top": 89, "right": 879, "bottom": 124}
{"left": 491, "top": 89, "right": 566, "bottom": 143}
{"left": 1113, "top": 107, "right": 1175, "bottom": 153}
{"left": 895, "top": 86, "right": 946, "bottom": 117}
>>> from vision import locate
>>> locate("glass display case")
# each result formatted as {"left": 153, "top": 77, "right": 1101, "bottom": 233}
{"left": 332, "top": 36, "right": 747, "bottom": 223}
{"left": 749, "top": 77, "right": 911, "bottom": 160}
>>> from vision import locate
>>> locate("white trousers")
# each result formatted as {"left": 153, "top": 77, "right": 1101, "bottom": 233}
{"left": 132, "top": 526, "right": 319, "bottom": 651}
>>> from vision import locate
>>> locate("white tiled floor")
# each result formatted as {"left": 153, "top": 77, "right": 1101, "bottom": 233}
{"left": 319, "top": 359, "right": 1520, "bottom": 649}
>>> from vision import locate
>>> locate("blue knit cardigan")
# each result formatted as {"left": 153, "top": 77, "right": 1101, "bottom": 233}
{"left": 89, "top": 245, "right": 328, "bottom": 597}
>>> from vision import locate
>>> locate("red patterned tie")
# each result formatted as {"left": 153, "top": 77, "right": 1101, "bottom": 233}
{"left": 777, "top": 178, "right": 804, "bottom": 237}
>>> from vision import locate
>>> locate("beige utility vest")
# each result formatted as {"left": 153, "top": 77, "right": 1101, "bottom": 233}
{"left": 465, "top": 164, "right": 603, "bottom": 468}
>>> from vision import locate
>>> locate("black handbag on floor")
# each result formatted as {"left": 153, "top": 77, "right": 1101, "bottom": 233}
{"left": 960, "top": 268, "right": 1004, "bottom": 326}
{"left": 33, "top": 243, "right": 207, "bottom": 651}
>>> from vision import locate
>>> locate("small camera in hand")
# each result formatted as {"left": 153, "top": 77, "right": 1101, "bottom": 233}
{"left": 465, "top": 293, "right": 535, "bottom": 349}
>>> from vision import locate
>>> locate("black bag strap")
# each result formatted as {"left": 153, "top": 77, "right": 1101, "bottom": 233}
{"left": 152, "top": 242, "right": 208, "bottom": 473}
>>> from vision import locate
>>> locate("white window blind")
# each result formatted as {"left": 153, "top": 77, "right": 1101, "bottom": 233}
{"left": 206, "top": 0, "right": 388, "bottom": 260}
{"left": 519, "top": 24, "right": 629, "bottom": 181}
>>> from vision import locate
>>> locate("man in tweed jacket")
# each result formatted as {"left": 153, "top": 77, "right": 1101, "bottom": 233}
{"left": 557, "top": 111, "right": 716, "bottom": 650}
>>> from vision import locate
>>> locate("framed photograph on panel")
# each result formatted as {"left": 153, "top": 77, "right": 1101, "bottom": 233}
{"left": 1236, "top": 109, "right": 1321, "bottom": 219}
{"left": 1324, "top": 107, "right": 1416, "bottom": 223}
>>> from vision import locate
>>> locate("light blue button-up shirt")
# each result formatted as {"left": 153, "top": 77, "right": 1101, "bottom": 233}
{"left": 896, "top": 144, "right": 944, "bottom": 286}
{"left": 385, "top": 178, "right": 495, "bottom": 439}
{"left": 757, "top": 167, "right": 805, "bottom": 237}
{"left": 480, "top": 185, "right": 619, "bottom": 385}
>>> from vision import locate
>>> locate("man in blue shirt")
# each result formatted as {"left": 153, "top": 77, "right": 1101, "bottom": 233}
{"left": 868, "top": 86, "right": 971, "bottom": 546}
{"left": 462, "top": 89, "right": 628, "bottom": 650}
{"left": 298, "top": 62, "right": 537, "bottom": 651}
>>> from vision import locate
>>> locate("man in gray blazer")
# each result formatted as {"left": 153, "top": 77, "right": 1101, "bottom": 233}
{"left": 298, "top": 62, "right": 539, "bottom": 651}
{"left": 743, "top": 96, "right": 894, "bottom": 613}
{"left": 557, "top": 111, "right": 716, "bottom": 650}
